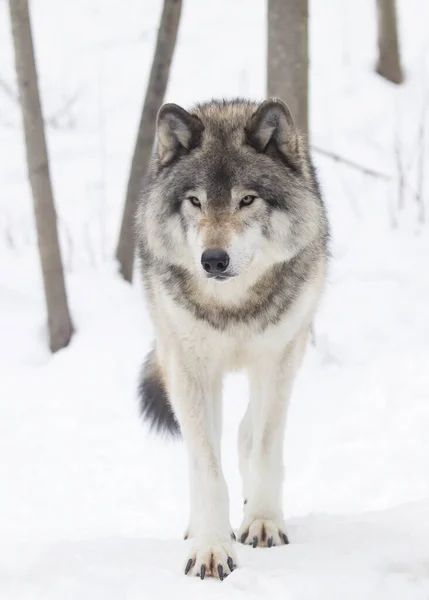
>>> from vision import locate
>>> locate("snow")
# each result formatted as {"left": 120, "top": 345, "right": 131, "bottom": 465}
{"left": 1, "top": 0, "right": 429, "bottom": 598}
{"left": 4, "top": 501, "right": 429, "bottom": 599}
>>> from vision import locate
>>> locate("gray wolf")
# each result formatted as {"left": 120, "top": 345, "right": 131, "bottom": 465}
{"left": 135, "top": 98, "right": 329, "bottom": 580}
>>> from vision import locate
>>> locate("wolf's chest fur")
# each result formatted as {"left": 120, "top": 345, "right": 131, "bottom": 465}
{"left": 149, "top": 237, "right": 323, "bottom": 331}
{"left": 149, "top": 254, "right": 323, "bottom": 373}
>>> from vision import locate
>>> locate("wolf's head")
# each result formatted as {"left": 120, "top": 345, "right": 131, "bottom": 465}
{"left": 140, "top": 99, "right": 326, "bottom": 285}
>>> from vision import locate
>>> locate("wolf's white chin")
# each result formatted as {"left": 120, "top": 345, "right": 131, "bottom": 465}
{"left": 205, "top": 274, "right": 236, "bottom": 284}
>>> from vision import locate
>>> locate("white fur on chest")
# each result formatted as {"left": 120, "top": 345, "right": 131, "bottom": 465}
{"left": 154, "top": 273, "right": 320, "bottom": 373}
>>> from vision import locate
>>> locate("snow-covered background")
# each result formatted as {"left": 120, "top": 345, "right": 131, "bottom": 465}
{"left": 1, "top": 0, "right": 429, "bottom": 598}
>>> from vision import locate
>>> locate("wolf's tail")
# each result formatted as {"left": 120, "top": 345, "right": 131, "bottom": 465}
{"left": 138, "top": 348, "right": 181, "bottom": 436}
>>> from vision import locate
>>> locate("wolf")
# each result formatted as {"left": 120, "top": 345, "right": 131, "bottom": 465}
{"left": 135, "top": 98, "right": 329, "bottom": 580}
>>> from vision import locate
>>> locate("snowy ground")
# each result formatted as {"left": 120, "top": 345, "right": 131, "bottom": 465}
{"left": 1, "top": 0, "right": 429, "bottom": 598}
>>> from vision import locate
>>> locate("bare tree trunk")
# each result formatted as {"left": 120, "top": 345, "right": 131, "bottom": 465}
{"left": 375, "top": 0, "right": 404, "bottom": 84}
{"left": 116, "top": 0, "right": 182, "bottom": 283}
{"left": 9, "top": 0, "right": 73, "bottom": 352}
{"left": 267, "top": 0, "right": 309, "bottom": 136}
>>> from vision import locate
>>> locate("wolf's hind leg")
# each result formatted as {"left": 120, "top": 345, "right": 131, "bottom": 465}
{"left": 238, "top": 404, "right": 252, "bottom": 504}
{"left": 238, "top": 330, "right": 308, "bottom": 548}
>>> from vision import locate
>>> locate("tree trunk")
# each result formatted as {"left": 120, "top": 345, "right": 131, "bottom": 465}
{"left": 375, "top": 0, "right": 404, "bottom": 84}
{"left": 116, "top": 0, "right": 182, "bottom": 283}
{"left": 9, "top": 0, "right": 73, "bottom": 352}
{"left": 267, "top": 0, "right": 309, "bottom": 136}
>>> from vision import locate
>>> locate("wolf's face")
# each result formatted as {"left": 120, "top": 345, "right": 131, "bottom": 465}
{"left": 144, "top": 99, "right": 324, "bottom": 284}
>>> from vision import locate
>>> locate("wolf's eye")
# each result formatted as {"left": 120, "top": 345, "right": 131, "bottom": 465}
{"left": 239, "top": 195, "right": 256, "bottom": 208}
{"left": 187, "top": 196, "right": 201, "bottom": 208}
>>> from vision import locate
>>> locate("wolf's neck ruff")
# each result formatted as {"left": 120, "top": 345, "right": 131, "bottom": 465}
{"left": 152, "top": 239, "right": 323, "bottom": 333}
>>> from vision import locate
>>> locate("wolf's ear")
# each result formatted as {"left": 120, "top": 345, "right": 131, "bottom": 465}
{"left": 157, "top": 104, "right": 204, "bottom": 166}
{"left": 245, "top": 98, "right": 301, "bottom": 166}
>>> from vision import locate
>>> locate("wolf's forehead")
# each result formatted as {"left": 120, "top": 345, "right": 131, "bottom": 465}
{"left": 196, "top": 150, "right": 250, "bottom": 205}
{"left": 197, "top": 156, "right": 233, "bottom": 205}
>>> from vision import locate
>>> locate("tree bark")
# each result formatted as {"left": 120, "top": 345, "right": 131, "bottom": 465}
{"left": 116, "top": 0, "right": 182, "bottom": 283}
{"left": 9, "top": 0, "right": 73, "bottom": 352}
{"left": 375, "top": 0, "right": 404, "bottom": 84}
{"left": 267, "top": 0, "right": 309, "bottom": 136}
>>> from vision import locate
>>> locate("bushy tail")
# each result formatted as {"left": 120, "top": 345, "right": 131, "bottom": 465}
{"left": 138, "top": 349, "right": 181, "bottom": 436}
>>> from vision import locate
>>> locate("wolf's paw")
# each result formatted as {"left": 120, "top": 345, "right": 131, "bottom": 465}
{"left": 184, "top": 540, "right": 237, "bottom": 580}
{"left": 238, "top": 518, "right": 289, "bottom": 548}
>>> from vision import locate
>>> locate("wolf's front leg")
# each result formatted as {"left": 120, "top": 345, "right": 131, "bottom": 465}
{"left": 238, "top": 332, "right": 308, "bottom": 548}
{"left": 168, "top": 352, "right": 236, "bottom": 580}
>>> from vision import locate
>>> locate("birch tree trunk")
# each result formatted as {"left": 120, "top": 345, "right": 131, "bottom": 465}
{"left": 375, "top": 0, "right": 404, "bottom": 84}
{"left": 9, "top": 0, "right": 74, "bottom": 352}
{"left": 116, "top": 0, "right": 182, "bottom": 283}
{"left": 267, "top": 0, "right": 309, "bottom": 136}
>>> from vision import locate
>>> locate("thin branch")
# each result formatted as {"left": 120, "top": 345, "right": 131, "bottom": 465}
{"left": 0, "top": 77, "right": 19, "bottom": 102}
{"left": 46, "top": 91, "right": 80, "bottom": 129}
{"left": 394, "top": 132, "right": 405, "bottom": 210}
{"left": 415, "top": 104, "right": 427, "bottom": 224}
{"left": 0, "top": 76, "right": 79, "bottom": 130}
{"left": 312, "top": 145, "right": 391, "bottom": 180}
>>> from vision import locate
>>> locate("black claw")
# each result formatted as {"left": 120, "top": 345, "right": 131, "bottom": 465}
{"left": 268, "top": 536, "right": 273, "bottom": 548}
{"left": 231, "top": 531, "right": 236, "bottom": 541}
{"left": 185, "top": 558, "right": 193, "bottom": 575}
{"left": 218, "top": 564, "right": 224, "bottom": 581}
{"left": 252, "top": 535, "right": 258, "bottom": 548}
{"left": 240, "top": 531, "right": 248, "bottom": 544}
{"left": 227, "top": 557, "right": 234, "bottom": 572}
{"left": 244, "top": 499, "right": 247, "bottom": 505}
{"left": 282, "top": 532, "right": 289, "bottom": 545}
{"left": 200, "top": 564, "right": 206, "bottom": 580}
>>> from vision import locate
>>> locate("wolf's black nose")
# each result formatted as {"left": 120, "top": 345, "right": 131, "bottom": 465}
{"left": 201, "top": 248, "right": 229, "bottom": 274}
